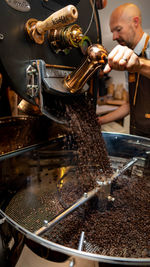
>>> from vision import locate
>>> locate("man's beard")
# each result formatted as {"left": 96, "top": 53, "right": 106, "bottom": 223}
{"left": 117, "top": 28, "right": 135, "bottom": 49}
{"left": 117, "top": 38, "right": 133, "bottom": 49}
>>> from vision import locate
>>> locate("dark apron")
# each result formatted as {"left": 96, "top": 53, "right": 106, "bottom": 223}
{"left": 128, "top": 35, "right": 150, "bottom": 138}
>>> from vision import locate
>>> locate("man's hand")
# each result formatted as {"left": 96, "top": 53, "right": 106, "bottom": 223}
{"left": 103, "top": 45, "right": 140, "bottom": 73}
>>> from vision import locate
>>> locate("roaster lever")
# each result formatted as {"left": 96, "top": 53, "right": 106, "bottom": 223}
{"left": 25, "top": 5, "right": 78, "bottom": 44}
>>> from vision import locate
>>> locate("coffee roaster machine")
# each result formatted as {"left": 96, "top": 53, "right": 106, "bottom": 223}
{"left": 0, "top": 0, "right": 105, "bottom": 123}
{"left": 0, "top": 0, "right": 150, "bottom": 266}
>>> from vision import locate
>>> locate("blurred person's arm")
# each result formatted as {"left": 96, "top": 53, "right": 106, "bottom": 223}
{"left": 98, "top": 102, "right": 130, "bottom": 125}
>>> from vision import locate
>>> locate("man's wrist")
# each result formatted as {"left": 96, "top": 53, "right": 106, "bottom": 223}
{"left": 138, "top": 57, "right": 150, "bottom": 78}
{"left": 138, "top": 57, "right": 144, "bottom": 73}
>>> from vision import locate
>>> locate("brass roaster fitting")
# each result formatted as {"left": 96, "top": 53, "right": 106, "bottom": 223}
{"left": 63, "top": 44, "right": 108, "bottom": 93}
{"left": 48, "top": 24, "right": 83, "bottom": 52}
{"left": 18, "top": 99, "right": 41, "bottom": 115}
{"left": 25, "top": 5, "right": 78, "bottom": 44}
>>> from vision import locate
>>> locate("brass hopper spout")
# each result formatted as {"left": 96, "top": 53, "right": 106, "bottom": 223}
{"left": 63, "top": 44, "right": 108, "bottom": 93}
{"left": 25, "top": 5, "right": 78, "bottom": 44}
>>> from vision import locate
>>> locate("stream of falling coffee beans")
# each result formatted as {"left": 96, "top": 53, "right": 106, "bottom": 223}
{"left": 66, "top": 94, "right": 112, "bottom": 184}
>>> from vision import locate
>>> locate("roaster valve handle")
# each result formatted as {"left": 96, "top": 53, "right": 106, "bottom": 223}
{"left": 63, "top": 44, "right": 108, "bottom": 93}
{"left": 25, "top": 5, "right": 78, "bottom": 44}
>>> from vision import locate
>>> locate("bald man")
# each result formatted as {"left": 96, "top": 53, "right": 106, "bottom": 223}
{"left": 98, "top": 3, "right": 150, "bottom": 138}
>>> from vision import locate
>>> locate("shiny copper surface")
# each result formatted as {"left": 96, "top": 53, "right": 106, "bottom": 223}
{"left": 64, "top": 44, "right": 108, "bottom": 93}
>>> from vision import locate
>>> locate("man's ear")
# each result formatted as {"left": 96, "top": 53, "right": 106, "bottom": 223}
{"left": 133, "top": 16, "right": 140, "bottom": 27}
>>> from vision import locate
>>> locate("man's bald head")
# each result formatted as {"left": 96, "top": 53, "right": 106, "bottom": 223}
{"left": 110, "top": 3, "right": 143, "bottom": 49}
{"left": 110, "top": 3, "right": 142, "bottom": 26}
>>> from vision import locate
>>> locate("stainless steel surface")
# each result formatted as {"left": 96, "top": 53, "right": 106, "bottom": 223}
{"left": 78, "top": 231, "right": 85, "bottom": 251}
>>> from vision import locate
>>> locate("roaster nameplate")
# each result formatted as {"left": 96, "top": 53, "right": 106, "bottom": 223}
{"left": 5, "top": 0, "right": 31, "bottom": 12}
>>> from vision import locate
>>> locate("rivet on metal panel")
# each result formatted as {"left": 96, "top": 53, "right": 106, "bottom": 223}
{"left": 0, "top": 34, "right": 4, "bottom": 40}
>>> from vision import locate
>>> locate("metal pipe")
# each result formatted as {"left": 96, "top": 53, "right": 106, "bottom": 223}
{"left": 34, "top": 187, "right": 100, "bottom": 236}
{"left": 78, "top": 231, "right": 85, "bottom": 251}
{"left": 110, "top": 157, "right": 139, "bottom": 182}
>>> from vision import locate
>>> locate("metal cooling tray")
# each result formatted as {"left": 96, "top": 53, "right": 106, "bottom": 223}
{"left": 0, "top": 132, "right": 150, "bottom": 265}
